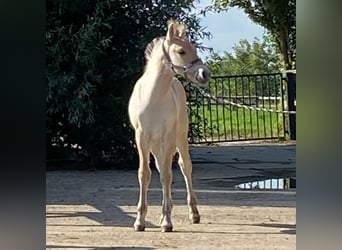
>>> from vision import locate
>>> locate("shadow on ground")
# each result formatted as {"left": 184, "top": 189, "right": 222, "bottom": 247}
{"left": 46, "top": 144, "right": 296, "bottom": 230}
{"left": 46, "top": 246, "right": 155, "bottom": 250}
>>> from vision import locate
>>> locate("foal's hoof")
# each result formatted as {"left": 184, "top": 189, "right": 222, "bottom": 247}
{"left": 191, "top": 214, "right": 201, "bottom": 224}
{"left": 161, "top": 225, "right": 173, "bottom": 232}
{"left": 134, "top": 225, "right": 145, "bottom": 232}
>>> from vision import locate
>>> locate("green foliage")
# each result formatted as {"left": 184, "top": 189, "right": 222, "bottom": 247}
{"left": 209, "top": 0, "right": 296, "bottom": 70}
{"left": 46, "top": 0, "right": 209, "bottom": 168}
{"left": 206, "top": 34, "right": 281, "bottom": 75}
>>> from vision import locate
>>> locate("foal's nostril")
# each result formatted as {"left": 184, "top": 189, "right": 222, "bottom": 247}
{"left": 201, "top": 69, "right": 211, "bottom": 83}
{"left": 203, "top": 70, "right": 210, "bottom": 81}
{"left": 195, "top": 67, "right": 211, "bottom": 84}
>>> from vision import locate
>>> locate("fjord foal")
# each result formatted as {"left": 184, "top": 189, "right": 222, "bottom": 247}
{"left": 128, "top": 20, "right": 211, "bottom": 232}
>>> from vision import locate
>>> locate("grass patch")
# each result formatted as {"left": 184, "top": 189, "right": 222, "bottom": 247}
{"left": 189, "top": 103, "right": 286, "bottom": 142}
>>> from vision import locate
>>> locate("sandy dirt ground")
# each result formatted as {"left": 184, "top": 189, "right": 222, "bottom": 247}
{"left": 46, "top": 168, "right": 296, "bottom": 250}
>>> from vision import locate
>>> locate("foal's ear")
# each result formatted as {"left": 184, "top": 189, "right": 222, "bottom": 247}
{"left": 166, "top": 21, "right": 176, "bottom": 42}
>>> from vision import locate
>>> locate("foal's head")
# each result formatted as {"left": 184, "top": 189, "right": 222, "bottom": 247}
{"left": 163, "top": 20, "right": 211, "bottom": 85}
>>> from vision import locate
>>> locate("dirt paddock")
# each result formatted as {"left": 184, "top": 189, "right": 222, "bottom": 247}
{"left": 46, "top": 168, "right": 296, "bottom": 249}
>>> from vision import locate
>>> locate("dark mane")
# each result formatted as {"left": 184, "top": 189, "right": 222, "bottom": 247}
{"left": 144, "top": 36, "right": 165, "bottom": 62}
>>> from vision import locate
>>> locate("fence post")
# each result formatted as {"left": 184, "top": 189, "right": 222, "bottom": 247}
{"left": 286, "top": 70, "right": 296, "bottom": 140}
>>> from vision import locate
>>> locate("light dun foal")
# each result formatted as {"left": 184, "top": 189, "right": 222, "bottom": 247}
{"left": 128, "top": 20, "right": 211, "bottom": 232}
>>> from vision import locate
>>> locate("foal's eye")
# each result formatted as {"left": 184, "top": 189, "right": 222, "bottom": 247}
{"left": 177, "top": 50, "right": 185, "bottom": 55}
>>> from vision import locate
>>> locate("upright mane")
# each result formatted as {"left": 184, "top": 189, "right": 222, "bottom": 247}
{"left": 144, "top": 36, "right": 165, "bottom": 62}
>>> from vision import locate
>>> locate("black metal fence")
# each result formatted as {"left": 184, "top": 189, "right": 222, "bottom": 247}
{"left": 286, "top": 70, "right": 296, "bottom": 140}
{"left": 185, "top": 72, "right": 296, "bottom": 144}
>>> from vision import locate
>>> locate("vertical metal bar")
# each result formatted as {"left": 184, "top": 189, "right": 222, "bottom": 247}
{"left": 188, "top": 82, "right": 193, "bottom": 143}
{"left": 208, "top": 82, "right": 214, "bottom": 142}
{"left": 255, "top": 76, "right": 260, "bottom": 138}
{"left": 248, "top": 76, "right": 253, "bottom": 139}
{"left": 215, "top": 78, "right": 220, "bottom": 141}
{"left": 267, "top": 75, "right": 273, "bottom": 138}
{"left": 275, "top": 74, "right": 280, "bottom": 138}
{"left": 228, "top": 77, "right": 234, "bottom": 140}
{"left": 191, "top": 87, "right": 194, "bottom": 143}
{"left": 280, "top": 74, "right": 287, "bottom": 139}
{"left": 235, "top": 77, "right": 240, "bottom": 139}
{"left": 222, "top": 78, "right": 227, "bottom": 141}
{"left": 201, "top": 84, "right": 206, "bottom": 143}
{"left": 242, "top": 76, "right": 247, "bottom": 139}
{"left": 195, "top": 84, "right": 201, "bottom": 143}
{"left": 189, "top": 82, "right": 194, "bottom": 142}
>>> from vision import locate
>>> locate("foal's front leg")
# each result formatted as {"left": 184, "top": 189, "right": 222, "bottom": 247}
{"left": 177, "top": 142, "right": 200, "bottom": 224}
{"left": 159, "top": 165, "right": 173, "bottom": 232}
{"left": 135, "top": 164, "right": 151, "bottom": 231}
{"left": 134, "top": 132, "right": 151, "bottom": 231}
{"left": 154, "top": 149, "right": 174, "bottom": 232}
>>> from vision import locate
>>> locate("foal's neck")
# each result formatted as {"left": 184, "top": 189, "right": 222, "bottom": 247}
{"left": 144, "top": 46, "right": 175, "bottom": 98}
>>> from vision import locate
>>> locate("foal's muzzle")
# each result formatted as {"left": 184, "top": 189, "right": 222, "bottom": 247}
{"left": 194, "top": 66, "right": 211, "bottom": 84}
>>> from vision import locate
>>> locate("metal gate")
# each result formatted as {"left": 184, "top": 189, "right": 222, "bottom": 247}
{"left": 185, "top": 72, "right": 296, "bottom": 144}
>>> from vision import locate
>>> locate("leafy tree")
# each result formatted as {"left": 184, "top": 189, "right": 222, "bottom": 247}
{"left": 205, "top": 35, "right": 282, "bottom": 96}
{"left": 46, "top": 0, "right": 209, "bottom": 168}
{"left": 207, "top": 0, "right": 296, "bottom": 70}
{"left": 206, "top": 34, "right": 281, "bottom": 75}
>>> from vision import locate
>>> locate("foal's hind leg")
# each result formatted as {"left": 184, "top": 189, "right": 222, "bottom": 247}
{"left": 177, "top": 140, "right": 200, "bottom": 223}
{"left": 134, "top": 130, "right": 151, "bottom": 231}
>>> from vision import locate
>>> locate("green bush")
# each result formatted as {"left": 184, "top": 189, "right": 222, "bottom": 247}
{"left": 46, "top": 0, "right": 209, "bottom": 169}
